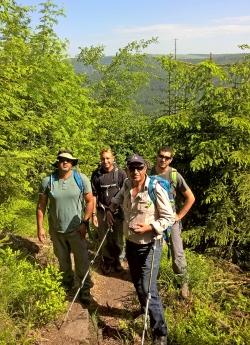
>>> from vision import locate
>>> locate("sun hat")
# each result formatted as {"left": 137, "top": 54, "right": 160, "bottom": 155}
{"left": 53, "top": 152, "right": 78, "bottom": 167}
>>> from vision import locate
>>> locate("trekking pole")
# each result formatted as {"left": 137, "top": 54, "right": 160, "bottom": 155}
{"left": 59, "top": 226, "right": 113, "bottom": 329}
{"left": 141, "top": 238, "right": 158, "bottom": 345}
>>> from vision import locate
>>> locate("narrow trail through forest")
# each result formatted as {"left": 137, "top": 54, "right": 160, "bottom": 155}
{"left": 26, "top": 236, "right": 143, "bottom": 345}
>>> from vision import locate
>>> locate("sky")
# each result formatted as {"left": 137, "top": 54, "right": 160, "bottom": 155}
{"left": 17, "top": 0, "right": 250, "bottom": 57}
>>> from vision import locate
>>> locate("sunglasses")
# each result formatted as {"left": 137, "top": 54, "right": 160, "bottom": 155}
{"left": 58, "top": 157, "right": 73, "bottom": 163}
{"left": 128, "top": 166, "right": 145, "bottom": 172}
{"left": 158, "top": 154, "right": 172, "bottom": 160}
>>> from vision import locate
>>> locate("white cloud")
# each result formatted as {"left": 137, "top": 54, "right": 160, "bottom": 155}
{"left": 213, "top": 16, "right": 250, "bottom": 24}
{"left": 115, "top": 20, "right": 250, "bottom": 39}
{"left": 69, "top": 16, "right": 250, "bottom": 56}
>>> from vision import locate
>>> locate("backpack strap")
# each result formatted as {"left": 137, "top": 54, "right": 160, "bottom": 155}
{"left": 48, "top": 170, "right": 84, "bottom": 198}
{"left": 170, "top": 167, "right": 177, "bottom": 189}
{"left": 148, "top": 176, "right": 158, "bottom": 205}
{"left": 73, "top": 170, "right": 84, "bottom": 194}
{"left": 48, "top": 173, "right": 58, "bottom": 195}
{"left": 114, "top": 167, "right": 119, "bottom": 189}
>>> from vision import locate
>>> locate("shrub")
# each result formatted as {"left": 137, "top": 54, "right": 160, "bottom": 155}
{"left": 0, "top": 247, "right": 66, "bottom": 344}
{"left": 159, "top": 248, "right": 249, "bottom": 345}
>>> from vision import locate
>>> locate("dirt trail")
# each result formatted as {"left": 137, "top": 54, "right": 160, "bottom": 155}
{"left": 34, "top": 263, "right": 140, "bottom": 345}
{"left": 90, "top": 265, "right": 139, "bottom": 344}
{"left": 9, "top": 235, "right": 142, "bottom": 344}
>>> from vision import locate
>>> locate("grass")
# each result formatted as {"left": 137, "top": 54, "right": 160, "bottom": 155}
{"left": 117, "top": 247, "right": 249, "bottom": 345}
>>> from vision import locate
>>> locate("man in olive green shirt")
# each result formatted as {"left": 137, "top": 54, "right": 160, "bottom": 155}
{"left": 37, "top": 150, "right": 94, "bottom": 304}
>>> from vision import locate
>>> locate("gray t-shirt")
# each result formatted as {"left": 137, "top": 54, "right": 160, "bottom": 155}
{"left": 39, "top": 171, "right": 92, "bottom": 234}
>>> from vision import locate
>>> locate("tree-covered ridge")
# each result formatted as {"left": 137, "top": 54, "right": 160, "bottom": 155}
{"left": 70, "top": 53, "right": 246, "bottom": 74}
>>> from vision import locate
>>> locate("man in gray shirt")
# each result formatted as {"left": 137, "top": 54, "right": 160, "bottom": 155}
{"left": 152, "top": 146, "right": 195, "bottom": 299}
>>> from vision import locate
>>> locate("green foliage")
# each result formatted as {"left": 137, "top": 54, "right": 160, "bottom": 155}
{"left": 77, "top": 39, "right": 158, "bottom": 161}
{"left": 0, "top": 199, "right": 37, "bottom": 236}
{"left": 1, "top": 1, "right": 249, "bottom": 339}
{"left": 0, "top": 246, "right": 66, "bottom": 344}
{"left": 119, "top": 249, "right": 249, "bottom": 344}
{"left": 159, "top": 249, "right": 249, "bottom": 345}
{"left": 151, "top": 56, "right": 250, "bottom": 256}
{"left": 0, "top": 0, "right": 100, "bottom": 228}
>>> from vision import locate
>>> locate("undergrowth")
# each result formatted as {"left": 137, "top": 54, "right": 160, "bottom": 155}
{"left": 0, "top": 245, "right": 66, "bottom": 345}
{"left": 0, "top": 199, "right": 38, "bottom": 237}
{"left": 119, "top": 247, "right": 249, "bottom": 345}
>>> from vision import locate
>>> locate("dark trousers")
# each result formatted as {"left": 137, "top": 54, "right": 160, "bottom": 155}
{"left": 97, "top": 208, "right": 124, "bottom": 265}
{"left": 126, "top": 239, "right": 167, "bottom": 337}
{"left": 50, "top": 230, "right": 91, "bottom": 295}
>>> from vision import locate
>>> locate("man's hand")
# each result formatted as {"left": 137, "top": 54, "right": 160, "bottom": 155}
{"left": 106, "top": 209, "right": 115, "bottom": 227}
{"left": 38, "top": 227, "right": 46, "bottom": 243}
{"left": 92, "top": 214, "right": 99, "bottom": 228}
{"left": 79, "top": 223, "right": 87, "bottom": 239}
{"left": 132, "top": 223, "right": 153, "bottom": 234}
{"left": 175, "top": 213, "right": 181, "bottom": 222}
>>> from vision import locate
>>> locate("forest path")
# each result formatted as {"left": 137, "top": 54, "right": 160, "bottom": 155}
{"left": 34, "top": 262, "right": 142, "bottom": 345}
{"left": 18, "top": 236, "right": 143, "bottom": 344}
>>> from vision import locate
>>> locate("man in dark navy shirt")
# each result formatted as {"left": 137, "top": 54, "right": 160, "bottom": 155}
{"left": 91, "top": 148, "right": 127, "bottom": 274}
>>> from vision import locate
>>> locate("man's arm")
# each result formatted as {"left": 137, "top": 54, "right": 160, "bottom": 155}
{"left": 176, "top": 188, "right": 195, "bottom": 221}
{"left": 90, "top": 172, "right": 99, "bottom": 227}
{"left": 91, "top": 195, "right": 98, "bottom": 227}
{"left": 79, "top": 192, "right": 94, "bottom": 238}
{"left": 37, "top": 193, "right": 48, "bottom": 243}
{"left": 106, "top": 181, "right": 126, "bottom": 226}
{"left": 83, "top": 192, "right": 94, "bottom": 220}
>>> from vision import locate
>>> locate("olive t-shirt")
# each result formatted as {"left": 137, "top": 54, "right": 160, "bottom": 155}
{"left": 39, "top": 171, "right": 92, "bottom": 233}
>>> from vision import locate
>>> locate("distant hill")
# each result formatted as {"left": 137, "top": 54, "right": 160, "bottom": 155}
{"left": 176, "top": 53, "right": 247, "bottom": 64}
{"left": 69, "top": 53, "right": 248, "bottom": 115}
{"left": 70, "top": 53, "right": 247, "bottom": 74}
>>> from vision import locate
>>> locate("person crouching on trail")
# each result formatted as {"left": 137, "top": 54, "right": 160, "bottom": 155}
{"left": 91, "top": 148, "right": 127, "bottom": 274}
{"left": 36, "top": 149, "right": 94, "bottom": 305}
{"left": 107, "top": 154, "right": 175, "bottom": 345}
{"left": 151, "top": 146, "right": 195, "bottom": 299}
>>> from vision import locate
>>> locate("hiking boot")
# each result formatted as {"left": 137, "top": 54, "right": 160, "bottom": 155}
{"left": 153, "top": 335, "right": 167, "bottom": 345}
{"left": 114, "top": 261, "right": 123, "bottom": 272}
{"left": 79, "top": 291, "right": 91, "bottom": 306}
{"left": 62, "top": 279, "right": 74, "bottom": 293}
{"left": 101, "top": 261, "right": 112, "bottom": 275}
{"left": 180, "top": 282, "right": 189, "bottom": 299}
{"left": 132, "top": 307, "right": 144, "bottom": 319}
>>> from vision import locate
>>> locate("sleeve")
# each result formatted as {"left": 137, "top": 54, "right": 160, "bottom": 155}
{"left": 80, "top": 173, "right": 92, "bottom": 194}
{"left": 150, "top": 183, "right": 175, "bottom": 235}
{"left": 111, "top": 178, "right": 128, "bottom": 206}
{"left": 38, "top": 176, "right": 50, "bottom": 195}
{"left": 118, "top": 169, "right": 127, "bottom": 188}
{"left": 176, "top": 172, "right": 190, "bottom": 193}
{"left": 90, "top": 171, "right": 98, "bottom": 196}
